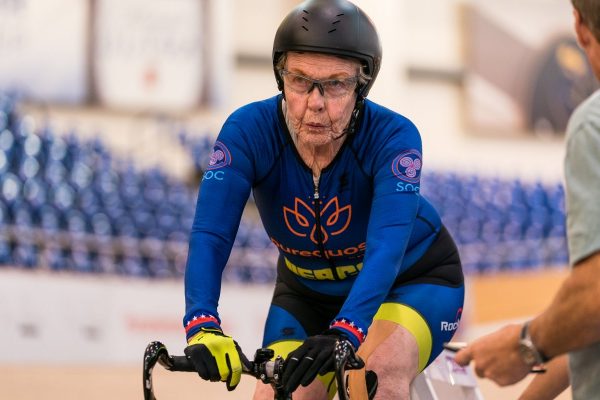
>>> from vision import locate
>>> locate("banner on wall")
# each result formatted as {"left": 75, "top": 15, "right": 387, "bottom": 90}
{"left": 0, "top": 270, "right": 271, "bottom": 363}
{"left": 94, "top": 0, "right": 204, "bottom": 112}
{"left": 0, "top": 0, "right": 89, "bottom": 103}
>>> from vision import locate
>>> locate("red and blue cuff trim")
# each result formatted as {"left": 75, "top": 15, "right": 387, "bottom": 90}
{"left": 330, "top": 318, "right": 366, "bottom": 348}
{"left": 185, "top": 314, "right": 220, "bottom": 339}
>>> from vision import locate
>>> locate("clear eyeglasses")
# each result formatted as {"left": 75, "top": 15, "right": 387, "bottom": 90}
{"left": 279, "top": 69, "right": 359, "bottom": 99}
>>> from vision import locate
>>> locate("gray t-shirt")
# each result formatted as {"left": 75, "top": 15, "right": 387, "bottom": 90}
{"left": 564, "top": 89, "right": 600, "bottom": 400}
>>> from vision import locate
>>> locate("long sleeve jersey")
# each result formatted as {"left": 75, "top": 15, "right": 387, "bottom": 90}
{"left": 184, "top": 95, "right": 442, "bottom": 346}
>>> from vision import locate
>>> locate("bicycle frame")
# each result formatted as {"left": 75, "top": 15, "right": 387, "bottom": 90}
{"left": 142, "top": 340, "right": 371, "bottom": 400}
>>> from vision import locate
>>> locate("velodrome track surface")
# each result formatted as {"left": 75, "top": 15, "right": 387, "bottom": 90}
{"left": 0, "top": 364, "right": 572, "bottom": 399}
{"left": 1, "top": 269, "right": 572, "bottom": 400}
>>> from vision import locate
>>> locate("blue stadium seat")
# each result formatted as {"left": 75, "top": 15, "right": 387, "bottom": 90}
{"left": 113, "top": 213, "right": 138, "bottom": 238}
{"left": 0, "top": 110, "right": 7, "bottom": 131}
{"left": 47, "top": 136, "right": 68, "bottom": 163}
{"left": 70, "top": 244, "right": 97, "bottom": 273}
{"left": 50, "top": 182, "right": 76, "bottom": 212}
{"left": 545, "top": 236, "right": 568, "bottom": 265}
{"left": 1, "top": 172, "right": 23, "bottom": 206}
{"left": 503, "top": 244, "right": 530, "bottom": 271}
{"left": 90, "top": 212, "right": 114, "bottom": 237}
{"left": 44, "top": 160, "right": 68, "bottom": 186}
{"left": 22, "top": 177, "right": 47, "bottom": 209}
{"left": 78, "top": 189, "right": 102, "bottom": 217}
{"left": 121, "top": 255, "right": 148, "bottom": 277}
{"left": 0, "top": 202, "right": 7, "bottom": 225}
{"left": 96, "top": 252, "right": 117, "bottom": 274}
{"left": 480, "top": 218, "right": 502, "bottom": 244}
{"left": 456, "top": 217, "right": 481, "bottom": 244}
{"left": 131, "top": 209, "right": 157, "bottom": 237}
{"left": 70, "top": 161, "right": 94, "bottom": 191}
{"left": 246, "top": 225, "right": 273, "bottom": 249}
{"left": 166, "top": 181, "right": 193, "bottom": 208}
{"left": 18, "top": 156, "right": 40, "bottom": 180}
{"left": 119, "top": 168, "right": 144, "bottom": 208}
{"left": 233, "top": 223, "right": 250, "bottom": 248}
{"left": 94, "top": 169, "right": 120, "bottom": 197}
{"left": 248, "top": 265, "right": 277, "bottom": 283}
{"left": 0, "top": 233, "right": 12, "bottom": 265}
{"left": 23, "top": 131, "right": 42, "bottom": 159}
{"left": 60, "top": 133, "right": 81, "bottom": 170}
{"left": 100, "top": 191, "right": 123, "bottom": 210}
{"left": 143, "top": 179, "right": 166, "bottom": 207}
{"left": 12, "top": 241, "right": 37, "bottom": 268}
{"left": 65, "top": 209, "right": 89, "bottom": 234}
{"left": 147, "top": 256, "right": 172, "bottom": 278}
{"left": 156, "top": 206, "right": 178, "bottom": 234}
{"left": 37, "top": 204, "right": 61, "bottom": 232}
{"left": 45, "top": 246, "right": 69, "bottom": 272}
{"left": 0, "top": 149, "right": 8, "bottom": 175}
{"left": 12, "top": 201, "right": 33, "bottom": 227}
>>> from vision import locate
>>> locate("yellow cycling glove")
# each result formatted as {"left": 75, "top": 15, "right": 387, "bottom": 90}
{"left": 184, "top": 328, "right": 243, "bottom": 391}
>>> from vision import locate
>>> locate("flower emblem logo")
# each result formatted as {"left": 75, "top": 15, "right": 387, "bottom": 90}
{"left": 283, "top": 197, "right": 352, "bottom": 244}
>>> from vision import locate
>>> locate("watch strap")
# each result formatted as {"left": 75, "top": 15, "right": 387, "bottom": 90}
{"left": 520, "top": 321, "right": 550, "bottom": 364}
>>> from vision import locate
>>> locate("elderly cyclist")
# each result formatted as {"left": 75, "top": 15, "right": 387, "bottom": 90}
{"left": 182, "top": 1, "right": 465, "bottom": 399}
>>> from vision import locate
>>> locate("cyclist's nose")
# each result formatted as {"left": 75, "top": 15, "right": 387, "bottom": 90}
{"left": 307, "top": 83, "right": 326, "bottom": 111}
{"left": 307, "top": 82, "right": 325, "bottom": 97}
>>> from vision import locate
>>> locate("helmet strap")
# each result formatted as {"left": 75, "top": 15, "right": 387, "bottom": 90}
{"left": 333, "top": 97, "right": 364, "bottom": 141}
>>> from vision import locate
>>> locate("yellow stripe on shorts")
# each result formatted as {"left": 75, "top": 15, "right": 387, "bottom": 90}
{"left": 373, "top": 303, "right": 432, "bottom": 372}
{"left": 267, "top": 340, "right": 337, "bottom": 400}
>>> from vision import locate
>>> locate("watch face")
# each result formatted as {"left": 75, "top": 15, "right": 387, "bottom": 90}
{"left": 519, "top": 344, "right": 538, "bottom": 366}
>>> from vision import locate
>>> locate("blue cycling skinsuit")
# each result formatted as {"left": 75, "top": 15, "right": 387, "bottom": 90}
{"left": 184, "top": 95, "right": 464, "bottom": 374}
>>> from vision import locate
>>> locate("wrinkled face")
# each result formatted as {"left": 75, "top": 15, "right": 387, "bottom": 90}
{"left": 282, "top": 52, "right": 359, "bottom": 147}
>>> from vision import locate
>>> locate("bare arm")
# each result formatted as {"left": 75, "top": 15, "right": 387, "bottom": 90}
{"left": 530, "top": 252, "right": 600, "bottom": 358}
{"left": 519, "top": 354, "right": 570, "bottom": 400}
{"left": 454, "top": 252, "right": 600, "bottom": 386}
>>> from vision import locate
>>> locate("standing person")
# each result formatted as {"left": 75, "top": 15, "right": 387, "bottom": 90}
{"left": 455, "top": 1, "right": 600, "bottom": 399}
{"left": 182, "top": 0, "right": 464, "bottom": 399}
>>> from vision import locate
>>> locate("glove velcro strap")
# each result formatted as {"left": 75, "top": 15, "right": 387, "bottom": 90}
{"left": 184, "top": 329, "right": 242, "bottom": 391}
{"left": 185, "top": 313, "right": 220, "bottom": 340}
{"left": 329, "top": 318, "right": 366, "bottom": 348}
{"left": 188, "top": 327, "right": 227, "bottom": 344}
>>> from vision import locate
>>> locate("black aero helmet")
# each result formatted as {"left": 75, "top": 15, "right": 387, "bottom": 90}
{"left": 273, "top": 0, "right": 382, "bottom": 97}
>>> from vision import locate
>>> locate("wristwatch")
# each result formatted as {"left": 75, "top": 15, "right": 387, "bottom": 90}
{"left": 518, "top": 321, "right": 549, "bottom": 367}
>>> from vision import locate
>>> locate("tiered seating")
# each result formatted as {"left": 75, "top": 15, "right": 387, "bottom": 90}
{"left": 0, "top": 95, "right": 199, "bottom": 277}
{"left": 0, "top": 93, "right": 570, "bottom": 281}
{"left": 422, "top": 173, "right": 567, "bottom": 274}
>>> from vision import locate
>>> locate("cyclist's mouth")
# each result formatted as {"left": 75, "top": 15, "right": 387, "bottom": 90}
{"left": 304, "top": 123, "right": 328, "bottom": 132}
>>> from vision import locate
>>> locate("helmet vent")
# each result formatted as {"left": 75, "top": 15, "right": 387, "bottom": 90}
{"left": 302, "top": 9, "right": 309, "bottom": 30}
{"left": 329, "top": 14, "right": 343, "bottom": 33}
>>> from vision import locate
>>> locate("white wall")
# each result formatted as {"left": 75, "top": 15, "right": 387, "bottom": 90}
{"left": 0, "top": 0, "right": 89, "bottom": 103}
{"left": 94, "top": 0, "right": 205, "bottom": 111}
{"left": 0, "top": 269, "right": 272, "bottom": 363}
